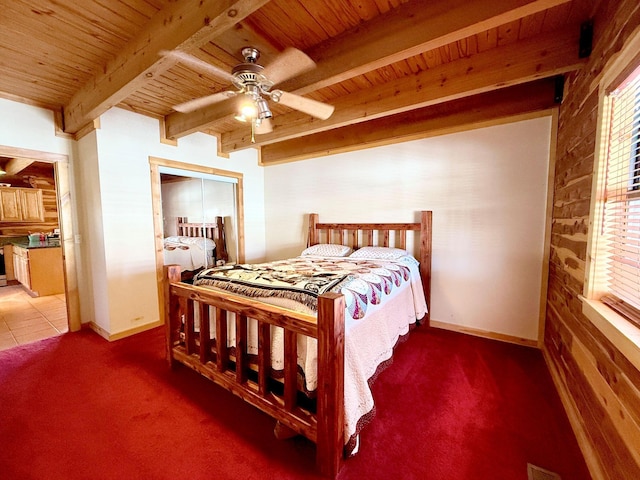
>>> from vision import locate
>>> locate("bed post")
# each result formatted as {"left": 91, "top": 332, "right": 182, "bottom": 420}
{"left": 164, "top": 265, "right": 182, "bottom": 367}
{"left": 309, "top": 213, "right": 319, "bottom": 246}
{"left": 420, "top": 211, "right": 432, "bottom": 326}
{"left": 215, "top": 216, "right": 229, "bottom": 262}
{"left": 316, "top": 292, "right": 345, "bottom": 478}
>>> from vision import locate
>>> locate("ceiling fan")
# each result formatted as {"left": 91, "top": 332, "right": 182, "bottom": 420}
{"left": 162, "top": 47, "right": 335, "bottom": 141}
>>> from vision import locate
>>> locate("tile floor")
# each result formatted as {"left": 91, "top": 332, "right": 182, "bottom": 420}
{"left": 0, "top": 285, "right": 68, "bottom": 352}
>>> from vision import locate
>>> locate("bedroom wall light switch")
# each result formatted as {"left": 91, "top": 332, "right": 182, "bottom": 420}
{"left": 74, "top": 234, "right": 82, "bottom": 244}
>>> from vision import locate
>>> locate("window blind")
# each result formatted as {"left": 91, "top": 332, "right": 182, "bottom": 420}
{"left": 602, "top": 64, "right": 640, "bottom": 325}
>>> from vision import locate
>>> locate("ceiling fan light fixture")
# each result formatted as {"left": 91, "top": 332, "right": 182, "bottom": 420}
{"left": 256, "top": 97, "right": 272, "bottom": 120}
{"left": 167, "top": 46, "right": 334, "bottom": 132}
{"left": 237, "top": 100, "right": 258, "bottom": 120}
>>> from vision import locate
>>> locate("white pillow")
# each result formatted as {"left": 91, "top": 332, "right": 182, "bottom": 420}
{"left": 165, "top": 236, "right": 193, "bottom": 244}
{"left": 349, "top": 246, "right": 409, "bottom": 260}
{"left": 301, "top": 243, "right": 352, "bottom": 257}
{"left": 196, "top": 238, "right": 216, "bottom": 250}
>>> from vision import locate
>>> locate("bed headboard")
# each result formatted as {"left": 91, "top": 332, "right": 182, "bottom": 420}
{"left": 308, "top": 211, "right": 432, "bottom": 323}
{"left": 175, "top": 216, "right": 229, "bottom": 262}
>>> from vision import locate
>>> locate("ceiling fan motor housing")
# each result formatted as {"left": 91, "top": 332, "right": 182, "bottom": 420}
{"left": 231, "top": 61, "right": 274, "bottom": 92}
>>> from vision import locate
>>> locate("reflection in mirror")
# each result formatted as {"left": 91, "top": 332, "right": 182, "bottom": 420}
{"left": 159, "top": 167, "right": 238, "bottom": 282}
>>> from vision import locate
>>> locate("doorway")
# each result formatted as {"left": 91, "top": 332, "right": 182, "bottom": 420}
{"left": 0, "top": 146, "right": 79, "bottom": 351}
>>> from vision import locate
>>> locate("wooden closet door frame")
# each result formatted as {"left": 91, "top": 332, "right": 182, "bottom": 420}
{"left": 0, "top": 145, "right": 80, "bottom": 332}
{"left": 148, "top": 156, "right": 245, "bottom": 328}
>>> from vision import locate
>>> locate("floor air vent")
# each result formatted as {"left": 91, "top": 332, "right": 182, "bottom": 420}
{"left": 527, "top": 463, "right": 561, "bottom": 480}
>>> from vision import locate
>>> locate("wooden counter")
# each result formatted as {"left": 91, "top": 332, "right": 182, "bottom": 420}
{"left": 12, "top": 242, "right": 64, "bottom": 297}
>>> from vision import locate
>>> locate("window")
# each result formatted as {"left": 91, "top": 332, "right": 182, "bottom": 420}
{"left": 594, "top": 63, "right": 640, "bottom": 327}
{"left": 583, "top": 30, "right": 640, "bottom": 370}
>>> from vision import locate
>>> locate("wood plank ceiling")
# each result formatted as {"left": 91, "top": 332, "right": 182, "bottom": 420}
{"left": 0, "top": 0, "right": 596, "bottom": 165}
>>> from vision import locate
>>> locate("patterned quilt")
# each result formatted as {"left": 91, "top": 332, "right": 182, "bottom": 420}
{"left": 193, "top": 256, "right": 415, "bottom": 320}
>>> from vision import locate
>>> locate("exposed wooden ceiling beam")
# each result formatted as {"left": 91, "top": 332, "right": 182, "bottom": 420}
{"left": 62, "top": 0, "right": 272, "bottom": 134}
{"left": 278, "top": 0, "right": 572, "bottom": 95}
{"left": 259, "top": 78, "right": 559, "bottom": 165}
{"left": 220, "top": 27, "right": 584, "bottom": 153}
{"left": 5, "top": 158, "right": 35, "bottom": 176}
{"left": 166, "top": 99, "right": 242, "bottom": 139}
{"left": 213, "top": 18, "right": 282, "bottom": 65}
{"left": 164, "top": 0, "right": 570, "bottom": 139}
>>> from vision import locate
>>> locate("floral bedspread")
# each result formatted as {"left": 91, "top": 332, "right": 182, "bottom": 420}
{"left": 194, "top": 256, "right": 415, "bottom": 322}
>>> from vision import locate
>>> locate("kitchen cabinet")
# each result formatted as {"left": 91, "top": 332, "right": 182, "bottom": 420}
{"left": 2, "top": 244, "right": 14, "bottom": 281}
{"left": 12, "top": 244, "right": 64, "bottom": 297}
{"left": 0, "top": 187, "right": 45, "bottom": 222}
{"left": 12, "top": 245, "right": 30, "bottom": 288}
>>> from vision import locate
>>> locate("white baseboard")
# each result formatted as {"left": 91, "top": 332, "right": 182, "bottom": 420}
{"left": 86, "top": 319, "right": 163, "bottom": 341}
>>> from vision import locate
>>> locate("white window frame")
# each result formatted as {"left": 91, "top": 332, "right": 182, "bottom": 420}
{"left": 582, "top": 28, "right": 640, "bottom": 371}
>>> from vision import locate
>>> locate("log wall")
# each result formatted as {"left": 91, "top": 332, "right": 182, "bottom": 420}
{"left": 546, "top": 1, "right": 640, "bottom": 479}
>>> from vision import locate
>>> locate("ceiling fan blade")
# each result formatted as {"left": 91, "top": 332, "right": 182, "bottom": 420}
{"left": 173, "top": 91, "right": 237, "bottom": 113}
{"left": 255, "top": 118, "right": 273, "bottom": 135}
{"left": 262, "top": 48, "right": 316, "bottom": 86}
{"left": 160, "top": 50, "right": 236, "bottom": 83}
{"left": 273, "top": 91, "right": 335, "bottom": 120}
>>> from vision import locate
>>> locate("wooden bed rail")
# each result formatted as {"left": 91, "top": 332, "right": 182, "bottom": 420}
{"left": 164, "top": 265, "right": 346, "bottom": 478}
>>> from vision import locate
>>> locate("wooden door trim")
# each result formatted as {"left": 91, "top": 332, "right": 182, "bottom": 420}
{"left": 148, "top": 156, "right": 245, "bottom": 331}
{"left": 0, "top": 145, "right": 79, "bottom": 332}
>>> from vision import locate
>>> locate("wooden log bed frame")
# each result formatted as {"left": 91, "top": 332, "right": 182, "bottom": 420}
{"left": 175, "top": 216, "right": 228, "bottom": 263}
{"left": 164, "top": 211, "right": 432, "bottom": 478}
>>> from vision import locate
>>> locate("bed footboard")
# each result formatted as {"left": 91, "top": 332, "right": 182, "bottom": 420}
{"left": 164, "top": 265, "right": 346, "bottom": 478}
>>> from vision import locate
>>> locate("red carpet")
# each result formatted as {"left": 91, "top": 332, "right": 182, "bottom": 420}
{"left": 0, "top": 326, "right": 591, "bottom": 479}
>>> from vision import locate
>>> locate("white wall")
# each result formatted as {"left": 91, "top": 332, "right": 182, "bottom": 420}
{"left": 264, "top": 117, "right": 552, "bottom": 341}
{"left": 74, "top": 131, "right": 106, "bottom": 330}
{"left": 0, "top": 99, "right": 73, "bottom": 156}
{"left": 86, "top": 108, "right": 265, "bottom": 336}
